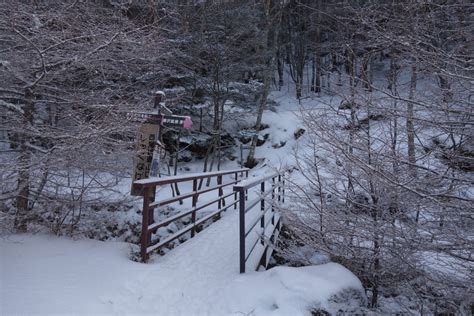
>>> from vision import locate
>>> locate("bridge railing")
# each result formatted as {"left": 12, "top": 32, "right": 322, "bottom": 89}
{"left": 134, "top": 168, "right": 249, "bottom": 262}
{"left": 233, "top": 172, "right": 285, "bottom": 273}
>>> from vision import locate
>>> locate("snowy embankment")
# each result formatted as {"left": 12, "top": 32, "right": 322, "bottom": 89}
{"left": 1, "top": 233, "right": 364, "bottom": 316}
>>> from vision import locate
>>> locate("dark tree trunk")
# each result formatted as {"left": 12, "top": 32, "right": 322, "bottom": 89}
{"left": 15, "top": 88, "right": 34, "bottom": 232}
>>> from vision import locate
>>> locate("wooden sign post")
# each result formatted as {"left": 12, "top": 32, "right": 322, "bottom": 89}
{"left": 130, "top": 92, "right": 193, "bottom": 196}
{"left": 131, "top": 123, "right": 160, "bottom": 196}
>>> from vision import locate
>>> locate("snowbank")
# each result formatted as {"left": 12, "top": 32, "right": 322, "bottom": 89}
{"left": 224, "top": 264, "right": 366, "bottom": 315}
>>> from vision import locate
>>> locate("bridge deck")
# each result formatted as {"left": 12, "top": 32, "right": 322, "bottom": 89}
{"left": 111, "top": 179, "right": 270, "bottom": 314}
{"left": 110, "top": 208, "right": 259, "bottom": 314}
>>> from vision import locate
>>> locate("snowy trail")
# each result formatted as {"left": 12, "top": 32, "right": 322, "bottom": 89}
{"left": 107, "top": 210, "right": 242, "bottom": 315}
{"left": 2, "top": 220, "right": 364, "bottom": 316}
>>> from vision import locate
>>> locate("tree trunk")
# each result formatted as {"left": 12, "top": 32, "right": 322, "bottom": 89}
{"left": 389, "top": 51, "right": 400, "bottom": 215}
{"left": 15, "top": 88, "right": 34, "bottom": 232}
{"left": 361, "top": 53, "right": 371, "bottom": 91}
{"left": 173, "top": 131, "right": 181, "bottom": 203}
{"left": 407, "top": 61, "right": 417, "bottom": 175}
{"left": 313, "top": 1, "right": 322, "bottom": 93}
{"left": 277, "top": 45, "right": 284, "bottom": 89}
{"left": 347, "top": 49, "right": 356, "bottom": 196}
{"left": 315, "top": 52, "right": 321, "bottom": 93}
{"left": 246, "top": 0, "right": 280, "bottom": 167}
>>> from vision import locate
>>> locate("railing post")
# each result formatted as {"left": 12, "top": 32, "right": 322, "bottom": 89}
{"left": 238, "top": 188, "right": 246, "bottom": 273}
{"left": 260, "top": 180, "right": 267, "bottom": 268}
{"left": 141, "top": 186, "right": 151, "bottom": 262}
{"left": 260, "top": 181, "right": 265, "bottom": 232}
{"left": 234, "top": 172, "right": 238, "bottom": 210}
{"left": 282, "top": 175, "right": 285, "bottom": 203}
{"left": 271, "top": 177, "right": 275, "bottom": 224}
{"left": 233, "top": 172, "right": 282, "bottom": 273}
{"left": 217, "top": 174, "right": 224, "bottom": 208}
{"left": 215, "top": 175, "right": 223, "bottom": 221}
{"left": 245, "top": 170, "right": 249, "bottom": 201}
{"left": 191, "top": 179, "right": 197, "bottom": 237}
{"left": 261, "top": 246, "right": 267, "bottom": 270}
{"left": 278, "top": 174, "right": 282, "bottom": 203}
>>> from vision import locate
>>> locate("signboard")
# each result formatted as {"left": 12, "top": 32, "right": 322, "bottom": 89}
{"left": 129, "top": 102, "right": 193, "bottom": 196}
{"left": 149, "top": 141, "right": 165, "bottom": 178}
{"left": 131, "top": 123, "right": 160, "bottom": 196}
{"left": 126, "top": 111, "right": 161, "bottom": 124}
{"left": 126, "top": 111, "right": 192, "bottom": 129}
{"left": 161, "top": 115, "right": 193, "bottom": 129}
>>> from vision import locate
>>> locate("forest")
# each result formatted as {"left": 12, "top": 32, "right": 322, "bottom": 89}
{"left": 1, "top": 0, "right": 472, "bottom": 315}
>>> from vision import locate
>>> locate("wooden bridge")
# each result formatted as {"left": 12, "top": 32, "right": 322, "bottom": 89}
{"left": 133, "top": 168, "right": 285, "bottom": 273}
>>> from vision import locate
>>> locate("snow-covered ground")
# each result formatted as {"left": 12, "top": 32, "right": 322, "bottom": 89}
{"left": 1, "top": 232, "right": 364, "bottom": 316}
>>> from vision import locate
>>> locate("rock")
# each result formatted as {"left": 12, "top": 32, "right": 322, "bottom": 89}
{"left": 239, "top": 136, "right": 251, "bottom": 144}
{"left": 442, "top": 147, "right": 474, "bottom": 172}
{"left": 358, "top": 114, "right": 385, "bottom": 125}
{"left": 256, "top": 135, "right": 266, "bottom": 146}
{"left": 178, "top": 150, "right": 192, "bottom": 163}
{"left": 227, "top": 155, "right": 237, "bottom": 161}
{"left": 272, "top": 141, "right": 286, "bottom": 148}
{"left": 339, "top": 100, "right": 360, "bottom": 110}
{"left": 192, "top": 87, "right": 206, "bottom": 104}
{"left": 244, "top": 157, "right": 261, "bottom": 168}
{"left": 178, "top": 133, "right": 213, "bottom": 159}
{"left": 294, "top": 128, "right": 306, "bottom": 139}
{"left": 256, "top": 123, "right": 270, "bottom": 131}
{"left": 220, "top": 133, "right": 235, "bottom": 147}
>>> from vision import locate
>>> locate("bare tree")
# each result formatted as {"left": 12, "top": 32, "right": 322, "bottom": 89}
{"left": 245, "top": 0, "right": 282, "bottom": 168}
{"left": 0, "top": 1, "right": 167, "bottom": 233}
{"left": 286, "top": 0, "right": 473, "bottom": 312}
